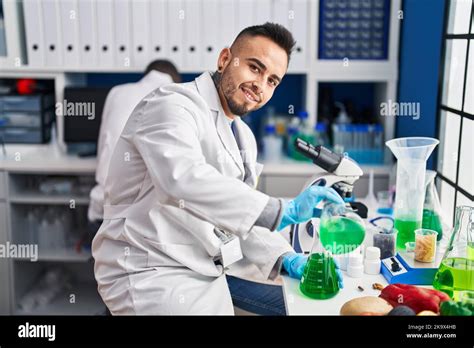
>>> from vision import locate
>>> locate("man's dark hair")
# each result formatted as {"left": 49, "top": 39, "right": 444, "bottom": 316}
{"left": 144, "top": 59, "right": 181, "bottom": 83}
{"left": 233, "top": 22, "right": 296, "bottom": 64}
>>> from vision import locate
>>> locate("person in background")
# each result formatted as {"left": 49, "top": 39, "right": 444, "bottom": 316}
{"left": 87, "top": 60, "right": 181, "bottom": 233}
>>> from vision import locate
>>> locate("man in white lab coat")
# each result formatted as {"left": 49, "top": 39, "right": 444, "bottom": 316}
{"left": 92, "top": 23, "right": 344, "bottom": 315}
{"left": 88, "top": 60, "right": 181, "bottom": 227}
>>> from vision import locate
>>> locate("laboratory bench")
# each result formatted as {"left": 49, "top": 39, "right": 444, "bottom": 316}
{"left": 281, "top": 271, "right": 388, "bottom": 315}
{"left": 259, "top": 157, "right": 391, "bottom": 198}
{"left": 0, "top": 143, "right": 390, "bottom": 315}
{"left": 280, "top": 219, "right": 442, "bottom": 315}
{"left": 281, "top": 268, "right": 437, "bottom": 315}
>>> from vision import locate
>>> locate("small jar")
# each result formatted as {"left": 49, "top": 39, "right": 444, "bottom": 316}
{"left": 373, "top": 229, "right": 398, "bottom": 259}
{"left": 415, "top": 229, "right": 437, "bottom": 263}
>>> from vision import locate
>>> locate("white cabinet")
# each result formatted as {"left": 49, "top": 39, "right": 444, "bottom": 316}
{"left": 2, "top": 170, "right": 105, "bottom": 315}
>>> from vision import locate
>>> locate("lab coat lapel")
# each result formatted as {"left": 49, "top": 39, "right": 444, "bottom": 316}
{"left": 195, "top": 72, "right": 245, "bottom": 177}
{"left": 233, "top": 117, "right": 260, "bottom": 188}
{"left": 214, "top": 110, "right": 245, "bottom": 177}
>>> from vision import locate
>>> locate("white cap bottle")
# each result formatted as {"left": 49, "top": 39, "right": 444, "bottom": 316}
{"left": 364, "top": 246, "right": 381, "bottom": 275}
{"left": 347, "top": 253, "right": 364, "bottom": 278}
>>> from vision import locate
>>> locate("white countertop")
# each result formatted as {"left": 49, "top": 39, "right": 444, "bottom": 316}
{"left": 0, "top": 143, "right": 96, "bottom": 173}
{"left": 0, "top": 143, "right": 390, "bottom": 175}
{"left": 281, "top": 271, "right": 389, "bottom": 315}
{"left": 259, "top": 157, "right": 391, "bottom": 176}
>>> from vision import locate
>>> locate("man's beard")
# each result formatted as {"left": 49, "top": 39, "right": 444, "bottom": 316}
{"left": 212, "top": 70, "right": 253, "bottom": 116}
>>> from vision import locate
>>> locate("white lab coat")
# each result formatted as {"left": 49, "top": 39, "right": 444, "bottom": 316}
{"left": 92, "top": 72, "right": 293, "bottom": 315}
{"left": 88, "top": 70, "right": 173, "bottom": 222}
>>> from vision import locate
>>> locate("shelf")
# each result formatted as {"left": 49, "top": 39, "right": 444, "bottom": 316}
{"left": 15, "top": 248, "right": 92, "bottom": 263}
{"left": 15, "top": 282, "right": 106, "bottom": 316}
{"left": 9, "top": 193, "right": 90, "bottom": 205}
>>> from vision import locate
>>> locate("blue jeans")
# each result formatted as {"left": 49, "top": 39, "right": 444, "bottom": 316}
{"left": 226, "top": 275, "right": 286, "bottom": 316}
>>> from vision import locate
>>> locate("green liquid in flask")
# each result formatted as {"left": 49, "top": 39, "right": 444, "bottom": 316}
{"left": 422, "top": 209, "right": 443, "bottom": 241}
{"left": 468, "top": 242, "right": 474, "bottom": 261}
{"left": 433, "top": 257, "right": 474, "bottom": 300}
{"left": 299, "top": 253, "right": 339, "bottom": 299}
{"left": 394, "top": 218, "right": 422, "bottom": 250}
{"left": 319, "top": 217, "right": 365, "bottom": 255}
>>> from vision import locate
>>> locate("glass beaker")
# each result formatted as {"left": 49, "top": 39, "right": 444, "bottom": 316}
{"left": 300, "top": 233, "right": 340, "bottom": 300}
{"left": 433, "top": 206, "right": 474, "bottom": 300}
{"left": 422, "top": 170, "right": 444, "bottom": 241}
{"left": 414, "top": 228, "right": 438, "bottom": 263}
{"left": 373, "top": 228, "right": 398, "bottom": 259}
{"left": 319, "top": 202, "right": 366, "bottom": 255}
{"left": 386, "top": 137, "right": 439, "bottom": 250}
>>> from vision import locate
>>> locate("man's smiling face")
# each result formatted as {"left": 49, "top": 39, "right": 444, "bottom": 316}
{"left": 215, "top": 35, "right": 288, "bottom": 117}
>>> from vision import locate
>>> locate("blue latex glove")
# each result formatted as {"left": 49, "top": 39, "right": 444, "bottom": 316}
{"left": 282, "top": 253, "right": 344, "bottom": 289}
{"left": 277, "top": 186, "right": 345, "bottom": 231}
{"left": 282, "top": 253, "right": 308, "bottom": 279}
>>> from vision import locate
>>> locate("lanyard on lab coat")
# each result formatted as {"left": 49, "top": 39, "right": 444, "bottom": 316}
{"left": 212, "top": 118, "right": 245, "bottom": 268}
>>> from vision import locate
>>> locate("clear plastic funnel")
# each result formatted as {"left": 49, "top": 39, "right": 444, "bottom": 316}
{"left": 386, "top": 137, "right": 439, "bottom": 250}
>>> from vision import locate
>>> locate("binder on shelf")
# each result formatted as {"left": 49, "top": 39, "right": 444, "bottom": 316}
{"left": 23, "top": 0, "right": 44, "bottom": 67}
{"left": 42, "top": 0, "right": 62, "bottom": 67}
{"left": 167, "top": 0, "right": 184, "bottom": 68}
{"left": 236, "top": 0, "right": 254, "bottom": 32}
{"left": 149, "top": 0, "right": 168, "bottom": 61}
{"left": 114, "top": 0, "right": 132, "bottom": 68}
{"left": 183, "top": 0, "right": 201, "bottom": 70}
{"left": 59, "top": 0, "right": 79, "bottom": 67}
{"left": 219, "top": 0, "right": 236, "bottom": 49}
{"left": 77, "top": 0, "right": 98, "bottom": 67}
{"left": 255, "top": 0, "right": 272, "bottom": 25}
{"left": 131, "top": 0, "right": 151, "bottom": 69}
{"left": 288, "top": 0, "right": 308, "bottom": 70}
{"left": 202, "top": 0, "right": 219, "bottom": 71}
{"left": 96, "top": 0, "right": 114, "bottom": 67}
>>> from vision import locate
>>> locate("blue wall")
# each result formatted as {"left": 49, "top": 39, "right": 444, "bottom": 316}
{"left": 397, "top": 0, "right": 445, "bottom": 167}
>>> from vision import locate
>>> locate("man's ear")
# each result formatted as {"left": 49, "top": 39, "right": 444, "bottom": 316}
{"left": 217, "top": 48, "right": 232, "bottom": 72}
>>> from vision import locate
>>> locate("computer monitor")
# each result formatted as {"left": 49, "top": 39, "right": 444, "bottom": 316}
{"left": 63, "top": 87, "right": 111, "bottom": 146}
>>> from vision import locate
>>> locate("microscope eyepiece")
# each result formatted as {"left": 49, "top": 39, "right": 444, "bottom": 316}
{"left": 294, "top": 138, "right": 343, "bottom": 172}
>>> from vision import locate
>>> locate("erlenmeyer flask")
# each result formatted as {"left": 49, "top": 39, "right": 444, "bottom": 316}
{"left": 386, "top": 137, "right": 439, "bottom": 250}
{"left": 433, "top": 206, "right": 474, "bottom": 300}
{"left": 319, "top": 202, "right": 366, "bottom": 255}
{"left": 300, "top": 221, "right": 340, "bottom": 299}
{"left": 422, "top": 170, "right": 443, "bottom": 241}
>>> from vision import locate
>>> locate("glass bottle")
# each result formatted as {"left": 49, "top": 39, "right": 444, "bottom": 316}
{"left": 422, "top": 170, "right": 443, "bottom": 241}
{"left": 433, "top": 206, "right": 474, "bottom": 300}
